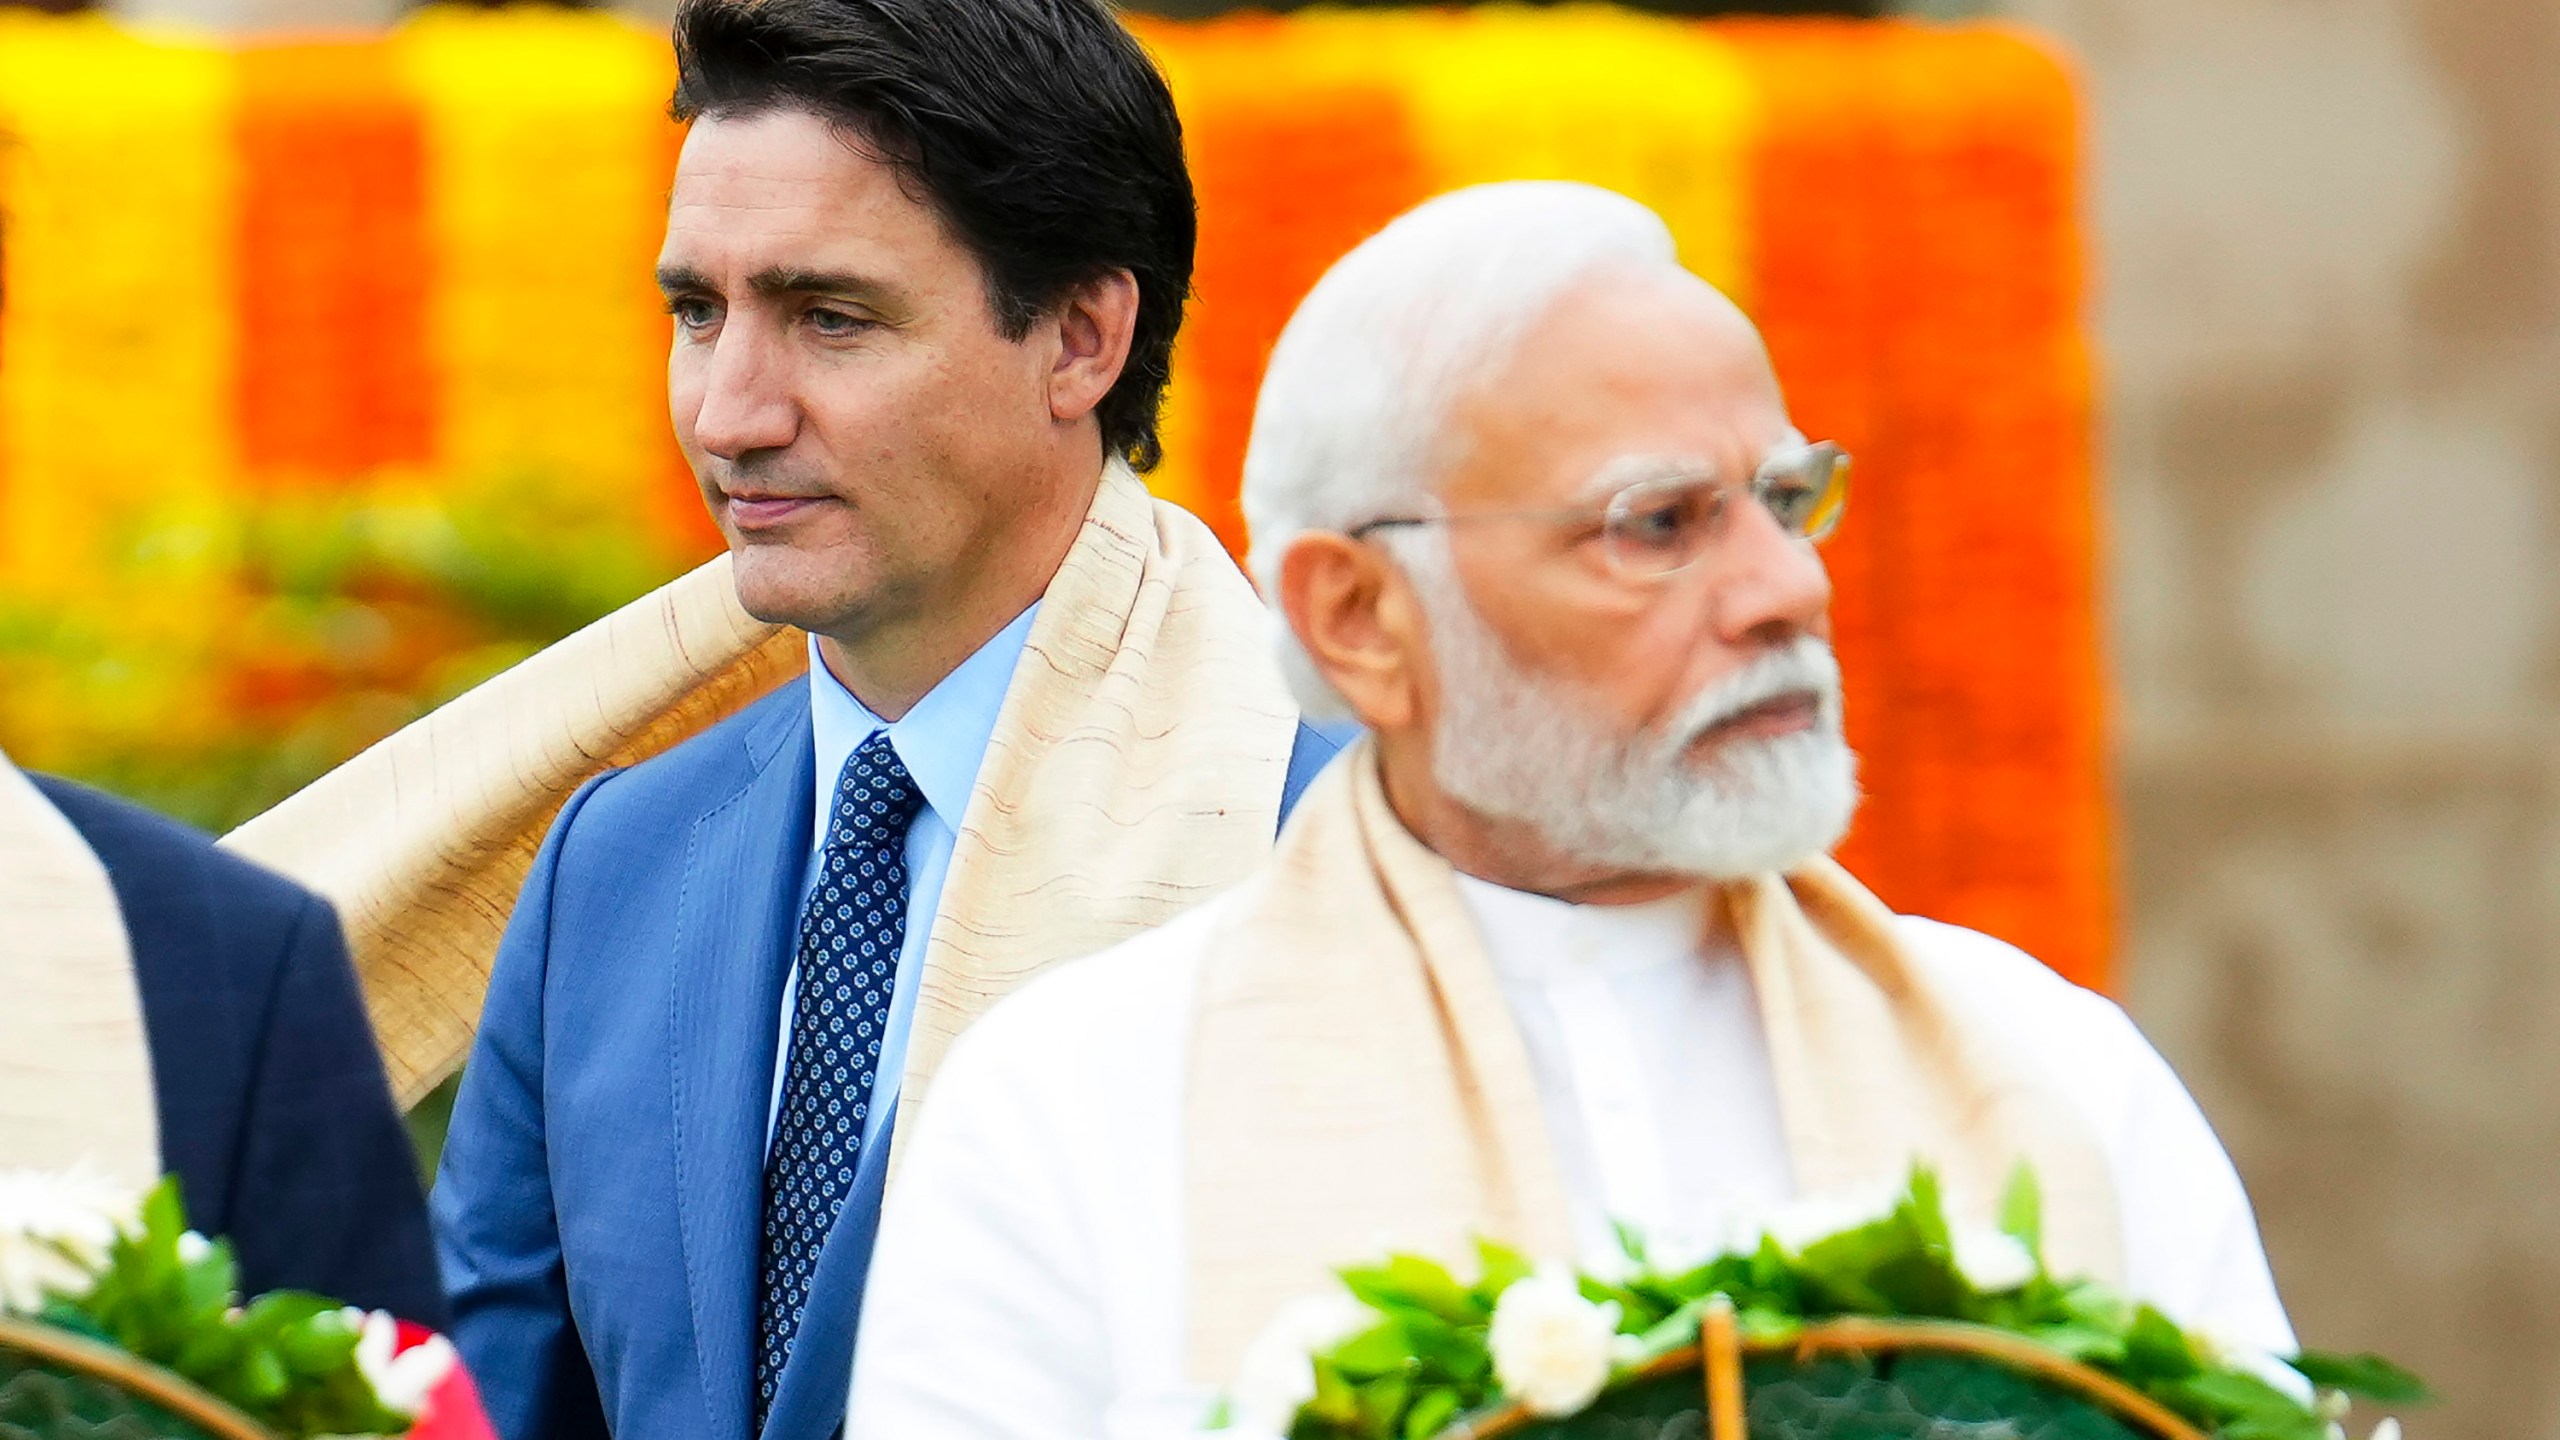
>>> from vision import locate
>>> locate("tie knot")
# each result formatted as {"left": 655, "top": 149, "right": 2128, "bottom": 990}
{"left": 827, "top": 730, "right": 924, "bottom": 852}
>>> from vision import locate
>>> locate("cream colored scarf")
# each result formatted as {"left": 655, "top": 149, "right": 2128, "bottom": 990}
{"left": 892, "top": 459, "right": 1301, "bottom": 1148}
{"left": 0, "top": 755, "right": 160, "bottom": 1188}
{"left": 1183, "top": 745, "right": 2122, "bottom": 1379}
{"left": 226, "top": 460, "right": 1301, "bottom": 1118}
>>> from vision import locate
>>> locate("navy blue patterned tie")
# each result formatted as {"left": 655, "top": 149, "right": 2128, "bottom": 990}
{"left": 755, "top": 729, "right": 924, "bottom": 1423}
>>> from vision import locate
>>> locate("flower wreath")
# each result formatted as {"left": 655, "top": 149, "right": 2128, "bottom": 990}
{"left": 1217, "top": 1167, "right": 2425, "bottom": 1440}
{"left": 0, "top": 1168, "right": 457, "bottom": 1438}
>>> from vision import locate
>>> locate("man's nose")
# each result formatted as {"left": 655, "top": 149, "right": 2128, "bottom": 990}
{"left": 1707, "top": 496, "right": 1834, "bottom": 643}
{"left": 689, "top": 327, "right": 800, "bottom": 462}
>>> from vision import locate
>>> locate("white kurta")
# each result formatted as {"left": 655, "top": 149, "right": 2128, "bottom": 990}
{"left": 847, "top": 884, "right": 2295, "bottom": 1440}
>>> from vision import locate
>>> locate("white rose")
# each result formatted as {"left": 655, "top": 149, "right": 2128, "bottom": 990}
{"left": 352, "top": 1309, "right": 456, "bottom": 1419}
{"left": 0, "top": 1168, "right": 140, "bottom": 1314}
{"left": 1950, "top": 1224, "right": 2038, "bottom": 1293}
{"left": 1487, "top": 1269, "right": 1621, "bottom": 1418}
{"left": 1226, "top": 1292, "right": 1374, "bottom": 1436}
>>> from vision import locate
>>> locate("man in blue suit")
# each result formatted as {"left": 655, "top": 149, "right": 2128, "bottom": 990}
{"left": 428, "top": 0, "right": 1342, "bottom": 1436}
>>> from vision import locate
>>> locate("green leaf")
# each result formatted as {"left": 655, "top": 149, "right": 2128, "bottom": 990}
{"left": 1999, "top": 1163, "right": 2045, "bottom": 1259}
{"left": 2123, "top": 1305, "right": 2202, "bottom": 1383}
{"left": 1402, "top": 1387, "right": 1461, "bottom": 1440}
{"left": 1632, "top": 1298, "right": 1709, "bottom": 1354}
{"left": 1611, "top": 1219, "right": 1650, "bottom": 1269}
{"left": 2213, "top": 1413, "right": 2330, "bottom": 1440}
{"left": 1734, "top": 1306, "right": 1804, "bottom": 1345}
{"left": 274, "top": 1317, "right": 359, "bottom": 1377}
{"left": 1902, "top": 1166, "right": 1953, "bottom": 1250}
{"left": 1471, "top": 1238, "right": 1533, "bottom": 1301}
{"left": 1353, "top": 1372, "right": 1413, "bottom": 1434}
{"left": 1397, "top": 1313, "right": 1490, "bottom": 1383}
{"left": 1331, "top": 1323, "right": 1416, "bottom": 1380}
{"left": 2017, "top": 1322, "right": 2125, "bottom": 1366}
{"left": 1340, "top": 1254, "right": 1478, "bottom": 1327}
{"left": 2166, "top": 1369, "right": 2316, "bottom": 1422}
{"left": 2054, "top": 1279, "right": 2131, "bottom": 1332}
{"left": 2288, "top": 1349, "right": 2434, "bottom": 1404}
{"left": 1306, "top": 1357, "right": 1362, "bottom": 1426}
{"left": 231, "top": 1344, "right": 291, "bottom": 1405}
{"left": 139, "top": 1180, "right": 187, "bottom": 1250}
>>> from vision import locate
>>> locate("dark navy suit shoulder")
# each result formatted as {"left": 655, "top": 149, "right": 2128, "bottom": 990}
{"left": 29, "top": 775, "right": 446, "bottom": 1326}
{"left": 38, "top": 777, "right": 323, "bottom": 947}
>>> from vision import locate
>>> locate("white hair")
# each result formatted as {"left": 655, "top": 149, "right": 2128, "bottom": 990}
{"left": 1240, "top": 181, "right": 1682, "bottom": 720}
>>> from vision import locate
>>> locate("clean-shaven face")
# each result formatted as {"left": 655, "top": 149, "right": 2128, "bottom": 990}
{"left": 658, "top": 108, "right": 1062, "bottom": 642}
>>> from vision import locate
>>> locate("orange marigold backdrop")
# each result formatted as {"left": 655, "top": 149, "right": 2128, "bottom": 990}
{"left": 0, "top": 7, "right": 2112, "bottom": 989}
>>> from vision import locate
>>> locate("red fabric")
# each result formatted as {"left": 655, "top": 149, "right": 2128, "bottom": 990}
{"left": 393, "top": 1321, "right": 498, "bottom": 1440}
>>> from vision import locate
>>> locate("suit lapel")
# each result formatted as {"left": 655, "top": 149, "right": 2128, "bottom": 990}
{"left": 668, "top": 685, "right": 814, "bottom": 1440}
{"left": 758, "top": 1103, "right": 897, "bottom": 1440}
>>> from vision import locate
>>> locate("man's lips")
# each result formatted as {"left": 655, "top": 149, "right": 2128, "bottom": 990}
{"left": 722, "top": 493, "right": 829, "bottom": 531}
{"left": 1699, "top": 690, "right": 1824, "bottom": 745}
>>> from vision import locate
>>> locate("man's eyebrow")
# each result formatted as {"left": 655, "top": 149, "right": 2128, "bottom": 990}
{"left": 652, "top": 265, "right": 898, "bottom": 303}
{"left": 747, "top": 266, "right": 895, "bottom": 301}
{"left": 1571, "top": 454, "right": 1711, "bottom": 504}
{"left": 655, "top": 263, "right": 712, "bottom": 297}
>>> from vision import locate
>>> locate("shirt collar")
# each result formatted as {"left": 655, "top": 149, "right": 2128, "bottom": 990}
{"left": 807, "top": 604, "right": 1040, "bottom": 850}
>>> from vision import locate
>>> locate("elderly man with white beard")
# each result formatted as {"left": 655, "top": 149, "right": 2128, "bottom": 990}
{"left": 843, "top": 181, "right": 2294, "bottom": 1439}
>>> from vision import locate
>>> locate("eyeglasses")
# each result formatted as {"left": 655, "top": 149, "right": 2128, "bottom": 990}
{"left": 1349, "top": 439, "right": 1850, "bottom": 582}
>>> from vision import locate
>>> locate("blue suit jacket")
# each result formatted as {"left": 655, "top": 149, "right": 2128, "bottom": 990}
{"left": 32, "top": 777, "right": 447, "bottom": 1327}
{"left": 433, "top": 681, "right": 1345, "bottom": 1440}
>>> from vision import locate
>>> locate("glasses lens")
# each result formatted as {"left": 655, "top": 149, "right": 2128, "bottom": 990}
{"left": 1757, "top": 442, "right": 1849, "bottom": 542}
{"left": 1603, "top": 476, "right": 1724, "bottom": 578}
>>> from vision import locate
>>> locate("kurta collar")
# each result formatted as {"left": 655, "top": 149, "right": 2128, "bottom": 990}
{"left": 1452, "top": 871, "right": 1715, "bottom": 982}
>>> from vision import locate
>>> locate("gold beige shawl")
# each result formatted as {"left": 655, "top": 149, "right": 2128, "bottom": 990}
{"left": 0, "top": 755, "right": 160, "bottom": 1187}
{"left": 225, "top": 461, "right": 1302, "bottom": 1119}
{"left": 1182, "top": 745, "right": 2122, "bottom": 1379}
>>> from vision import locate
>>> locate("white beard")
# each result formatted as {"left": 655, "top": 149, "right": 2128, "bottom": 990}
{"left": 1411, "top": 552, "right": 1860, "bottom": 880}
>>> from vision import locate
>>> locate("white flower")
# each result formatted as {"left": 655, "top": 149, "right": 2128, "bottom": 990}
{"left": 1226, "top": 1292, "right": 1373, "bottom": 1436}
{"left": 2326, "top": 1425, "right": 2346, "bottom": 1440}
{"left": 1950, "top": 1224, "right": 2038, "bottom": 1292}
{"left": 1758, "top": 1183, "right": 1903, "bottom": 1255}
{"left": 2370, "top": 1419, "right": 2402, "bottom": 1440}
{"left": 1487, "top": 1269, "right": 1621, "bottom": 1417}
{"left": 353, "top": 1310, "right": 456, "bottom": 1419}
{"left": 0, "top": 1168, "right": 140, "bottom": 1314}
{"left": 177, "top": 1231, "right": 214, "bottom": 1266}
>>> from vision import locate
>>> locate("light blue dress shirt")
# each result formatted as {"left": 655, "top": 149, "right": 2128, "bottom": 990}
{"left": 766, "top": 607, "right": 1040, "bottom": 1156}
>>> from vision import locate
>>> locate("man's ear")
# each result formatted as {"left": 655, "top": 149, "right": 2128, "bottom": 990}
{"left": 1277, "top": 533, "right": 1426, "bottom": 732}
{"left": 1047, "top": 269, "right": 1139, "bottom": 427}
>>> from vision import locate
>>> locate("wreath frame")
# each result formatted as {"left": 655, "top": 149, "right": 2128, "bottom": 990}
{"left": 1449, "top": 1307, "right": 2212, "bottom": 1440}
{"left": 0, "top": 1313, "right": 280, "bottom": 1440}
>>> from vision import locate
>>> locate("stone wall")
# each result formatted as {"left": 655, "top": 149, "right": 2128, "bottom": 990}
{"left": 2005, "top": 0, "right": 2560, "bottom": 1434}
